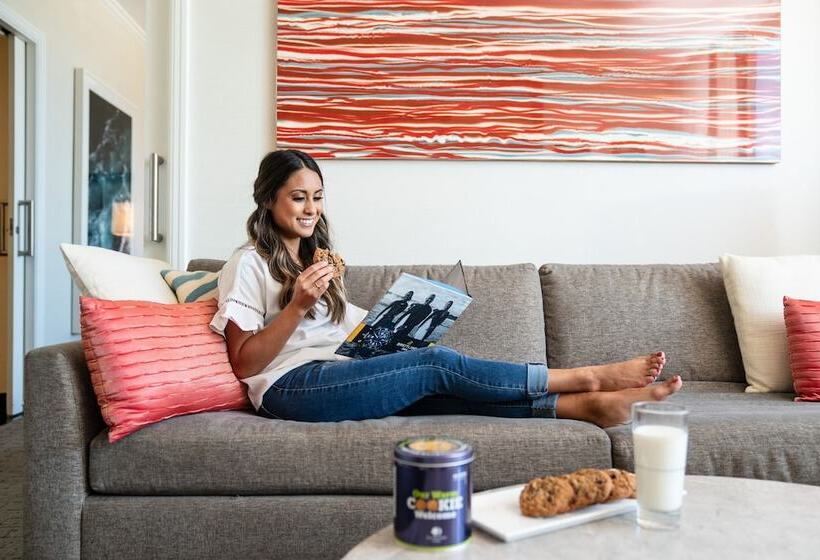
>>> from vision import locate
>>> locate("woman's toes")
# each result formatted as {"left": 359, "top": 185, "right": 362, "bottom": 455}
{"left": 654, "top": 353, "right": 666, "bottom": 372}
{"left": 647, "top": 354, "right": 664, "bottom": 377}
{"left": 650, "top": 375, "right": 682, "bottom": 399}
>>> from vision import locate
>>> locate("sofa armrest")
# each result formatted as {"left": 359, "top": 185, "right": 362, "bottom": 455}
{"left": 24, "top": 341, "right": 104, "bottom": 560}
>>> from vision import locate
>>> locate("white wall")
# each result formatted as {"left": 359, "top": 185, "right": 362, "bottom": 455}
{"left": 187, "top": 0, "right": 819, "bottom": 266}
{"left": 142, "top": 0, "right": 170, "bottom": 262}
{"left": 117, "top": 0, "right": 146, "bottom": 32}
{"left": 1, "top": 0, "right": 146, "bottom": 345}
{"left": 186, "top": 0, "right": 275, "bottom": 265}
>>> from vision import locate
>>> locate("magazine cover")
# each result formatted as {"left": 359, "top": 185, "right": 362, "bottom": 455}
{"left": 337, "top": 265, "right": 472, "bottom": 360}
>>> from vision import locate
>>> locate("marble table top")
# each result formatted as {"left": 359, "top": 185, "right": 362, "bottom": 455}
{"left": 342, "top": 475, "right": 820, "bottom": 560}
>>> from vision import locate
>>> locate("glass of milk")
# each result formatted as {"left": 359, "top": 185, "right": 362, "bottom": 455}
{"left": 631, "top": 402, "right": 689, "bottom": 530}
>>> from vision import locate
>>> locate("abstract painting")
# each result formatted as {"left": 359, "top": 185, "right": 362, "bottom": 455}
{"left": 87, "top": 91, "right": 133, "bottom": 253}
{"left": 73, "top": 69, "right": 134, "bottom": 254}
{"left": 276, "top": 0, "right": 780, "bottom": 161}
{"left": 72, "top": 69, "right": 136, "bottom": 333}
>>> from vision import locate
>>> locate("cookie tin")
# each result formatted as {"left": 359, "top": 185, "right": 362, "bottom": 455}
{"left": 393, "top": 437, "right": 474, "bottom": 551}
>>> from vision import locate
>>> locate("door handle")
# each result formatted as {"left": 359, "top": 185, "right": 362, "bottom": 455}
{"left": 0, "top": 202, "right": 7, "bottom": 256}
{"left": 150, "top": 153, "right": 165, "bottom": 242}
{"left": 16, "top": 200, "right": 32, "bottom": 257}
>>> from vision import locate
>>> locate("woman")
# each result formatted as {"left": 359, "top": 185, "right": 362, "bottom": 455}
{"left": 210, "top": 150, "right": 682, "bottom": 426}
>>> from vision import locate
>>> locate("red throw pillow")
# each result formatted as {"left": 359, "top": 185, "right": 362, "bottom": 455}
{"left": 783, "top": 296, "right": 820, "bottom": 402}
{"left": 81, "top": 297, "right": 250, "bottom": 442}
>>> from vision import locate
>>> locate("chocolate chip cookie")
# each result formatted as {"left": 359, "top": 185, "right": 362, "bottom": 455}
{"left": 520, "top": 468, "right": 636, "bottom": 517}
{"left": 569, "top": 469, "right": 615, "bottom": 508}
{"left": 312, "top": 247, "right": 345, "bottom": 279}
{"left": 519, "top": 475, "right": 575, "bottom": 517}
{"left": 605, "top": 468, "right": 637, "bottom": 501}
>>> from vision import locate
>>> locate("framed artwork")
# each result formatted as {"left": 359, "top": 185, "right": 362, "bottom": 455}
{"left": 276, "top": 0, "right": 781, "bottom": 162}
{"left": 72, "top": 69, "right": 137, "bottom": 333}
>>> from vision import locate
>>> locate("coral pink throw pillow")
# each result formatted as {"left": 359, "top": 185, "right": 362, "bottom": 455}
{"left": 783, "top": 296, "right": 820, "bottom": 402}
{"left": 81, "top": 297, "right": 250, "bottom": 442}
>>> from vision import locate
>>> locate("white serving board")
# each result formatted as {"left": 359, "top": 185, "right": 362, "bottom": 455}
{"left": 471, "top": 483, "right": 637, "bottom": 542}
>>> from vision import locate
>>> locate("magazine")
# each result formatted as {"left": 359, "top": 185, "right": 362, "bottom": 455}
{"left": 336, "top": 261, "right": 472, "bottom": 359}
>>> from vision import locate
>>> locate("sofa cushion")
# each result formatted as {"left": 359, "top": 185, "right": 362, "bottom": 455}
{"left": 344, "top": 264, "right": 546, "bottom": 363}
{"left": 608, "top": 390, "right": 820, "bottom": 485}
{"left": 189, "top": 260, "right": 547, "bottom": 364}
{"left": 540, "top": 263, "right": 745, "bottom": 383}
{"left": 678, "top": 381, "right": 747, "bottom": 393}
{"left": 89, "top": 412, "right": 612, "bottom": 495}
{"left": 187, "top": 259, "right": 225, "bottom": 273}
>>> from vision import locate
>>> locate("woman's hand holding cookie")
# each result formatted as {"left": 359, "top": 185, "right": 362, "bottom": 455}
{"left": 290, "top": 262, "right": 336, "bottom": 316}
{"left": 313, "top": 248, "right": 345, "bottom": 278}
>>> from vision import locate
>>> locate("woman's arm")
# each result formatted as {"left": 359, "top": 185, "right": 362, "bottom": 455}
{"left": 224, "top": 306, "right": 303, "bottom": 379}
{"left": 225, "top": 261, "right": 336, "bottom": 379}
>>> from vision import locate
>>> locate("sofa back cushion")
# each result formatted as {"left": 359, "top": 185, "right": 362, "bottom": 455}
{"left": 189, "top": 259, "right": 547, "bottom": 364}
{"left": 187, "top": 259, "right": 226, "bottom": 273}
{"left": 345, "top": 264, "right": 546, "bottom": 363}
{"left": 540, "top": 263, "right": 744, "bottom": 383}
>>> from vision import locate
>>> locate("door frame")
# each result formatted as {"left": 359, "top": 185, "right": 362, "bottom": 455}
{"left": 0, "top": 2, "right": 46, "bottom": 416}
{"left": 169, "top": 0, "right": 190, "bottom": 269}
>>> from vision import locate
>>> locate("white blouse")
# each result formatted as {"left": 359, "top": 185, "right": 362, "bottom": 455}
{"left": 209, "top": 246, "right": 368, "bottom": 410}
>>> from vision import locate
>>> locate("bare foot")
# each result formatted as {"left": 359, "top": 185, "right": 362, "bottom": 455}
{"left": 586, "top": 352, "right": 666, "bottom": 392}
{"left": 556, "top": 375, "right": 682, "bottom": 428}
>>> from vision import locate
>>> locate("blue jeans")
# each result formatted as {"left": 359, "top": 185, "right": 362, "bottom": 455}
{"left": 259, "top": 346, "right": 558, "bottom": 422}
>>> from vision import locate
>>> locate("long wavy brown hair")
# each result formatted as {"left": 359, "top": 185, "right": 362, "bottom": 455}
{"left": 245, "top": 150, "right": 346, "bottom": 323}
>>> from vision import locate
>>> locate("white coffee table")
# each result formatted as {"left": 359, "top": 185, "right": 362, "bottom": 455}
{"left": 342, "top": 475, "right": 820, "bottom": 559}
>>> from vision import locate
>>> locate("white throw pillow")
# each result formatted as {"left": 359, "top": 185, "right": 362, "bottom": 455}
{"left": 60, "top": 243, "right": 178, "bottom": 304}
{"left": 721, "top": 254, "right": 820, "bottom": 393}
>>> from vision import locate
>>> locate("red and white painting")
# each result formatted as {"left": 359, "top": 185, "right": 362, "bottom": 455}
{"left": 276, "top": 1, "right": 780, "bottom": 161}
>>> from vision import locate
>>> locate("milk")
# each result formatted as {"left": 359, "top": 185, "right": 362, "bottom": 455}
{"left": 633, "top": 425, "right": 688, "bottom": 512}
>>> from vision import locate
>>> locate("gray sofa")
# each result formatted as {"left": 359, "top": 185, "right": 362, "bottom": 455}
{"left": 24, "top": 261, "right": 820, "bottom": 560}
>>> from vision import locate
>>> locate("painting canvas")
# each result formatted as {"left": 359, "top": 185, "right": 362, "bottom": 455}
{"left": 87, "top": 91, "right": 133, "bottom": 253}
{"left": 276, "top": 0, "right": 780, "bottom": 161}
{"left": 72, "top": 69, "right": 137, "bottom": 333}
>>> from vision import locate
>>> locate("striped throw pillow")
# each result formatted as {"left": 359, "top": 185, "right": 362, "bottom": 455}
{"left": 161, "top": 269, "right": 219, "bottom": 303}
